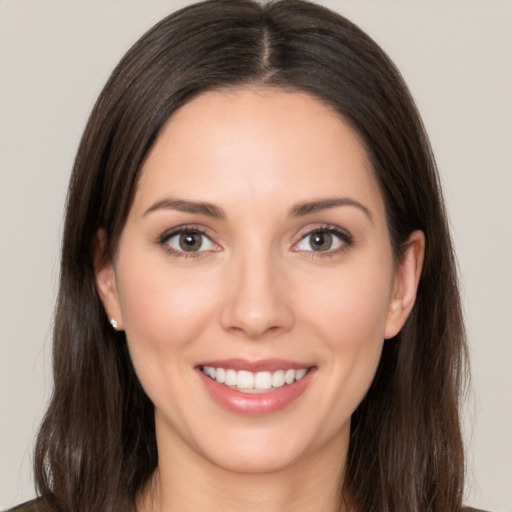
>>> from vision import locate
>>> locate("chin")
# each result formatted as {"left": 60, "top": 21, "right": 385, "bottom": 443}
{"left": 204, "top": 444, "right": 307, "bottom": 475}
{"left": 189, "top": 419, "right": 349, "bottom": 476}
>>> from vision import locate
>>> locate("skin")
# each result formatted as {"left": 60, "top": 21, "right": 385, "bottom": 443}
{"left": 96, "top": 88, "right": 424, "bottom": 512}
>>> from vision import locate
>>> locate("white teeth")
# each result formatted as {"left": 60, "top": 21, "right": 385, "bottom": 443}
{"left": 225, "top": 368, "right": 237, "bottom": 386}
{"left": 284, "top": 369, "right": 296, "bottom": 384}
{"left": 236, "top": 370, "right": 254, "bottom": 390}
{"left": 216, "top": 367, "right": 225, "bottom": 384}
{"left": 271, "top": 370, "right": 285, "bottom": 388}
{"left": 295, "top": 368, "right": 307, "bottom": 380}
{"left": 254, "top": 371, "right": 272, "bottom": 390}
{"left": 202, "top": 366, "right": 309, "bottom": 392}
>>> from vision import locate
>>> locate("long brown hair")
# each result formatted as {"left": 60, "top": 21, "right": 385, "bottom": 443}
{"left": 34, "top": 1, "right": 467, "bottom": 511}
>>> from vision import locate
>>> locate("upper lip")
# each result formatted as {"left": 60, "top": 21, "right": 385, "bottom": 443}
{"left": 196, "top": 358, "right": 314, "bottom": 373}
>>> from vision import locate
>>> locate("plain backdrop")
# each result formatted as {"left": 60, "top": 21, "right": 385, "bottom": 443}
{"left": 1, "top": 1, "right": 511, "bottom": 510}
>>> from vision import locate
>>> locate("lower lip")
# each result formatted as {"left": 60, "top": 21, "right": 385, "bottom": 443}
{"left": 198, "top": 368, "right": 315, "bottom": 416}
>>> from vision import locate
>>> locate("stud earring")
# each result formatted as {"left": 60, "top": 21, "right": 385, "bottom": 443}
{"left": 110, "top": 318, "right": 118, "bottom": 330}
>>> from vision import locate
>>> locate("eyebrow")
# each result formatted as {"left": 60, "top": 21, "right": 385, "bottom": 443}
{"left": 144, "top": 196, "right": 372, "bottom": 223}
{"left": 289, "top": 197, "right": 373, "bottom": 223}
{"left": 144, "top": 198, "right": 226, "bottom": 219}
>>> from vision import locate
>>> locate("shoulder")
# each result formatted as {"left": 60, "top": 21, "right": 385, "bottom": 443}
{"left": 4, "top": 500, "right": 492, "bottom": 512}
{"left": 4, "top": 499, "right": 50, "bottom": 512}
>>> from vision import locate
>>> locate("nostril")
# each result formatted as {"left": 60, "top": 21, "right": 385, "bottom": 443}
{"left": 218, "top": 266, "right": 295, "bottom": 338}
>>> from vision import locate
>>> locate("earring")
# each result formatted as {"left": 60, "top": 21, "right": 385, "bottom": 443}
{"left": 110, "top": 318, "right": 118, "bottom": 330}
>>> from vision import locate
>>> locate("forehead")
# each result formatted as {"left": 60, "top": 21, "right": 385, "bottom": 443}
{"left": 135, "top": 87, "right": 384, "bottom": 219}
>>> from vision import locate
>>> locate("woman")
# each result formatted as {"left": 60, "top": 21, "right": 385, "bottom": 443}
{"left": 8, "top": 1, "right": 483, "bottom": 511}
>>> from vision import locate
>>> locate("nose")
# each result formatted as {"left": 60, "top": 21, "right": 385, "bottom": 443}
{"left": 219, "top": 249, "right": 295, "bottom": 340}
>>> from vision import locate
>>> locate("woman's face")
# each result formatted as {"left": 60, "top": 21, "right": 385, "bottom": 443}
{"left": 97, "top": 88, "right": 422, "bottom": 475}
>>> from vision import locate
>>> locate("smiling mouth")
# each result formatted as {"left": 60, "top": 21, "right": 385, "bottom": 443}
{"left": 200, "top": 366, "right": 310, "bottom": 394}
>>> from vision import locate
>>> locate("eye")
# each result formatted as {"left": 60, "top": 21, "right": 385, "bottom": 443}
{"left": 294, "top": 227, "right": 352, "bottom": 253}
{"left": 163, "top": 229, "right": 216, "bottom": 254}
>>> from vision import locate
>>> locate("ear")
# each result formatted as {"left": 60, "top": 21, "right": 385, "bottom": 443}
{"left": 93, "top": 229, "right": 124, "bottom": 331}
{"left": 384, "top": 230, "right": 425, "bottom": 339}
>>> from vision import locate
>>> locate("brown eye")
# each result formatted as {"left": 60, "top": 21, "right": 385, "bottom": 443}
{"left": 309, "top": 231, "right": 333, "bottom": 251}
{"left": 295, "top": 227, "right": 351, "bottom": 253}
{"left": 179, "top": 232, "right": 203, "bottom": 251}
{"left": 165, "top": 230, "right": 215, "bottom": 253}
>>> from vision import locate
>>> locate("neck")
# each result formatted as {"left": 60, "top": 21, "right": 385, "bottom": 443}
{"left": 138, "top": 428, "right": 349, "bottom": 512}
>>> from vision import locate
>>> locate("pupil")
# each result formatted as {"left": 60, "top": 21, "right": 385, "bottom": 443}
{"left": 179, "top": 232, "right": 202, "bottom": 251}
{"left": 311, "top": 231, "right": 332, "bottom": 251}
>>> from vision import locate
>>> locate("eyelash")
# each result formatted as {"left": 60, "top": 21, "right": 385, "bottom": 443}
{"left": 293, "top": 224, "right": 354, "bottom": 258}
{"left": 157, "top": 224, "right": 217, "bottom": 259}
{"left": 157, "top": 224, "right": 354, "bottom": 259}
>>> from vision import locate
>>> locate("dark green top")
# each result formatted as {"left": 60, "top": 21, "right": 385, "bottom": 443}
{"left": 5, "top": 499, "right": 489, "bottom": 512}
{"left": 6, "top": 500, "right": 48, "bottom": 512}
{"left": 6, "top": 500, "right": 50, "bottom": 512}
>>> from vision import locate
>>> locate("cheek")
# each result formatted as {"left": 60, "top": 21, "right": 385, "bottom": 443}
{"left": 302, "top": 257, "right": 394, "bottom": 345}
{"left": 115, "top": 249, "right": 220, "bottom": 358}
{"left": 113, "top": 250, "right": 224, "bottom": 420}
{"left": 296, "top": 255, "right": 393, "bottom": 404}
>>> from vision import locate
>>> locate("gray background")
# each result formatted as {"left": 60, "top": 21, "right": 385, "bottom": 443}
{"left": 1, "top": 1, "right": 511, "bottom": 510}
